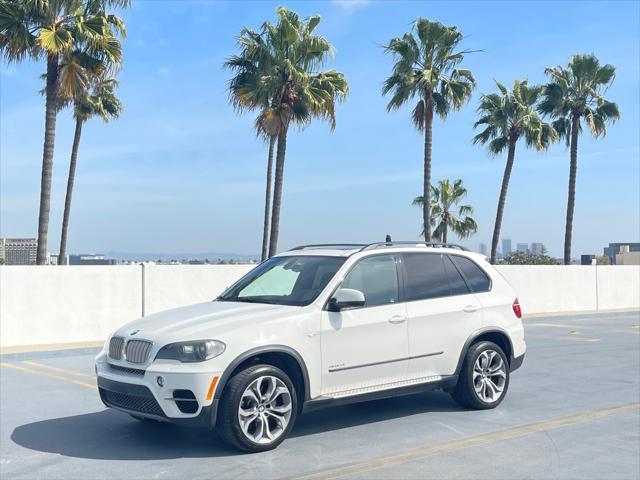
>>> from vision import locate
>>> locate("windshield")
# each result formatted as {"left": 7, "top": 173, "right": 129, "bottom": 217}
{"left": 217, "top": 255, "right": 346, "bottom": 306}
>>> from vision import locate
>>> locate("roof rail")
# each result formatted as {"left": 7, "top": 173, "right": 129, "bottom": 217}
{"left": 288, "top": 243, "right": 367, "bottom": 251}
{"left": 360, "top": 241, "right": 469, "bottom": 252}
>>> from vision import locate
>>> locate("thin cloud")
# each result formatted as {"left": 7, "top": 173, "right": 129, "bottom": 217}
{"left": 0, "top": 66, "right": 18, "bottom": 77}
{"left": 331, "top": 0, "right": 371, "bottom": 11}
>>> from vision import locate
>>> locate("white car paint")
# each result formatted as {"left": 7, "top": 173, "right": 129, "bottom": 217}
{"left": 95, "top": 245, "right": 526, "bottom": 422}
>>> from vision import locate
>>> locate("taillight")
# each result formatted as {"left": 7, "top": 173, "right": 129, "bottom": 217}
{"left": 512, "top": 298, "right": 522, "bottom": 319}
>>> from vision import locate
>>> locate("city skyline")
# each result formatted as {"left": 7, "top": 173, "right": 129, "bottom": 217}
{"left": 1, "top": 1, "right": 639, "bottom": 258}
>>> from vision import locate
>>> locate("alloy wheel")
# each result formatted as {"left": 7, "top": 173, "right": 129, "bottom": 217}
{"left": 473, "top": 349, "right": 507, "bottom": 403}
{"left": 237, "top": 375, "right": 292, "bottom": 444}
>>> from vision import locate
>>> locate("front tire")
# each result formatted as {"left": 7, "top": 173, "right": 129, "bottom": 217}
{"left": 451, "top": 341, "right": 509, "bottom": 410}
{"left": 217, "top": 364, "right": 297, "bottom": 452}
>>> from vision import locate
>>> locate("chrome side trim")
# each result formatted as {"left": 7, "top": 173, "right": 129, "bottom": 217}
{"left": 328, "top": 351, "right": 444, "bottom": 372}
{"left": 328, "top": 374, "right": 443, "bottom": 399}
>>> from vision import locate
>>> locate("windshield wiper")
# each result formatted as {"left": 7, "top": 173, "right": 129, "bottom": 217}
{"left": 226, "top": 297, "right": 282, "bottom": 305}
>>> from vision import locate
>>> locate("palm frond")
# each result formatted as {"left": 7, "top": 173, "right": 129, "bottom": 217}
{"left": 413, "top": 178, "right": 477, "bottom": 240}
{"left": 225, "top": 6, "right": 347, "bottom": 134}
{"left": 539, "top": 54, "right": 620, "bottom": 141}
{"left": 382, "top": 18, "right": 475, "bottom": 122}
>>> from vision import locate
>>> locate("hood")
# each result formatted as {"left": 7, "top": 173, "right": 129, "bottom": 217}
{"left": 115, "top": 300, "right": 300, "bottom": 343}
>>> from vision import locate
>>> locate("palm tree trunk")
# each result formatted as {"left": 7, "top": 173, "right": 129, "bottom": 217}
{"left": 442, "top": 222, "right": 448, "bottom": 243}
{"left": 423, "top": 93, "right": 434, "bottom": 242}
{"left": 490, "top": 139, "right": 517, "bottom": 264}
{"left": 36, "top": 54, "right": 59, "bottom": 265}
{"left": 59, "top": 119, "right": 83, "bottom": 266}
{"left": 268, "top": 127, "right": 288, "bottom": 258}
{"left": 260, "top": 136, "right": 276, "bottom": 262}
{"left": 564, "top": 115, "right": 580, "bottom": 265}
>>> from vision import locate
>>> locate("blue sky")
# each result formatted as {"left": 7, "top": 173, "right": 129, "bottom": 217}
{"left": 1, "top": 0, "right": 639, "bottom": 257}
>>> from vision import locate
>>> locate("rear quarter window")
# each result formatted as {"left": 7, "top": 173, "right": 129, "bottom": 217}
{"left": 444, "top": 255, "right": 471, "bottom": 295}
{"left": 449, "top": 255, "right": 491, "bottom": 293}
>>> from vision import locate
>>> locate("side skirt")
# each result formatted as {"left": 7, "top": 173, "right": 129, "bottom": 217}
{"left": 302, "top": 375, "right": 458, "bottom": 413}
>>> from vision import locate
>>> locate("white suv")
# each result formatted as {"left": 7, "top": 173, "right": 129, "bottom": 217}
{"left": 95, "top": 242, "right": 526, "bottom": 452}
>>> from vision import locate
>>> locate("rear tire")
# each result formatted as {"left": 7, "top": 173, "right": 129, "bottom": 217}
{"left": 217, "top": 364, "right": 298, "bottom": 452}
{"left": 451, "top": 341, "right": 510, "bottom": 410}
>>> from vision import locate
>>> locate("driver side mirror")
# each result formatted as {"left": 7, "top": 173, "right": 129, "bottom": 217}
{"left": 328, "top": 288, "right": 366, "bottom": 311}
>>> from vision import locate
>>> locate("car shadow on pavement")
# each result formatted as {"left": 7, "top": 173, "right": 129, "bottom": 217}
{"left": 11, "top": 409, "right": 236, "bottom": 460}
{"left": 11, "top": 391, "right": 462, "bottom": 460}
{"left": 291, "top": 390, "right": 463, "bottom": 438}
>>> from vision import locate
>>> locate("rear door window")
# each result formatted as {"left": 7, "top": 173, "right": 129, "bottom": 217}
{"left": 401, "top": 253, "right": 450, "bottom": 301}
{"left": 449, "top": 255, "right": 491, "bottom": 292}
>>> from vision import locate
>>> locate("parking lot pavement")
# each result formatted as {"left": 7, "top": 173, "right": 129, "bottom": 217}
{"left": 1, "top": 311, "right": 639, "bottom": 480}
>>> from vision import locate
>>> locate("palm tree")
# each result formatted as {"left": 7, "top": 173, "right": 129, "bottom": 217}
{"left": 383, "top": 19, "right": 476, "bottom": 242}
{"left": 256, "top": 115, "right": 278, "bottom": 263}
{"left": 539, "top": 54, "right": 620, "bottom": 264}
{"left": 413, "top": 179, "right": 477, "bottom": 243}
{"left": 58, "top": 76, "right": 122, "bottom": 265}
{"left": 473, "top": 80, "right": 557, "bottom": 264}
{"left": 0, "top": 0, "right": 128, "bottom": 264}
{"left": 225, "top": 38, "right": 282, "bottom": 261}
{"left": 226, "top": 7, "right": 348, "bottom": 258}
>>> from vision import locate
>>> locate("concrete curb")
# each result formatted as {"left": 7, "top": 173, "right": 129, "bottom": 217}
{"left": 524, "top": 307, "right": 639, "bottom": 319}
{"left": 0, "top": 341, "right": 103, "bottom": 356}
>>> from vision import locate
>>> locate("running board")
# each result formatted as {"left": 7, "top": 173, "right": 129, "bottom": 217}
{"left": 303, "top": 375, "right": 457, "bottom": 413}
{"left": 328, "top": 375, "right": 443, "bottom": 399}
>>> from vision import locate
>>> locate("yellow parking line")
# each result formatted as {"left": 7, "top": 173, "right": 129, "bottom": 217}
{"left": 0, "top": 362, "right": 96, "bottom": 390}
{"left": 286, "top": 402, "right": 640, "bottom": 480}
{"left": 22, "top": 360, "right": 95, "bottom": 378}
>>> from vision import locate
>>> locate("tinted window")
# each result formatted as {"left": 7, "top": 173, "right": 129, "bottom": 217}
{"left": 341, "top": 255, "right": 398, "bottom": 307}
{"left": 402, "top": 253, "right": 450, "bottom": 301}
{"left": 444, "top": 255, "right": 471, "bottom": 295}
{"left": 450, "top": 255, "right": 491, "bottom": 292}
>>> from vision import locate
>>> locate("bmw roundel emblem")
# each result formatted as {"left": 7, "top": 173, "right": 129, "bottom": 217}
{"left": 130, "top": 329, "right": 140, "bottom": 336}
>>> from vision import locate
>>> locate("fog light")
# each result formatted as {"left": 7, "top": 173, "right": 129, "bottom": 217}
{"left": 156, "top": 375, "right": 165, "bottom": 387}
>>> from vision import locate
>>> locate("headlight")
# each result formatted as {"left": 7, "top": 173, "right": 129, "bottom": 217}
{"left": 155, "top": 340, "right": 226, "bottom": 362}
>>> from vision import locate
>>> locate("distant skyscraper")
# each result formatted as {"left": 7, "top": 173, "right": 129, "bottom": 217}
{"left": 517, "top": 243, "right": 529, "bottom": 253}
{"left": 69, "top": 254, "right": 116, "bottom": 265}
{"left": 502, "top": 239, "right": 512, "bottom": 257}
{"left": 530, "top": 242, "right": 544, "bottom": 255}
{"left": 479, "top": 243, "right": 488, "bottom": 256}
{"left": 603, "top": 242, "right": 640, "bottom": 264}
{"left": 0, "top": 238, "right": 37, "bottom": 265}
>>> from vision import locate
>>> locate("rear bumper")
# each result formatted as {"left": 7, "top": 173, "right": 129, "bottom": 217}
{"left": 98, "top": 376, "right": 219, "bottom": 428}
{"left": 510, "top": 353, "right": 525, "bottom": 372}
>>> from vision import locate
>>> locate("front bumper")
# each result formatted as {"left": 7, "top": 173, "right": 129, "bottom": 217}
{"left": 98, "top": 376, "right": 219, "bottom": 428}
{"left": 95, "top": 351, "right": 222, "bottom": 428}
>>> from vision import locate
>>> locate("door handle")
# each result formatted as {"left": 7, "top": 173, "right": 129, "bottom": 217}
{"left": 388, "top": 315, "right": 407, "bottom": 324}
{"left": 463, "top": 305, "right": 479, "bottom": 313}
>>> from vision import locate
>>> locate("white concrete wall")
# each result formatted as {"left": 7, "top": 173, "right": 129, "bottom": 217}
{"left": 0, "top": 266, "right": 142, "bottom": 347}
{"left": 0, "top": 264, "right": 638, "bottom": 348}
{"left": 496, "top": 266, "right": 598, "bottom": 314}
{"left": 495, "top": 265, "right": 640, "bottom": 314}
{"left": 143, "top": 264, "right": 254, "bottom": 315}
{"left": 594, "top": 266, "right": 640, "bottom": 311}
